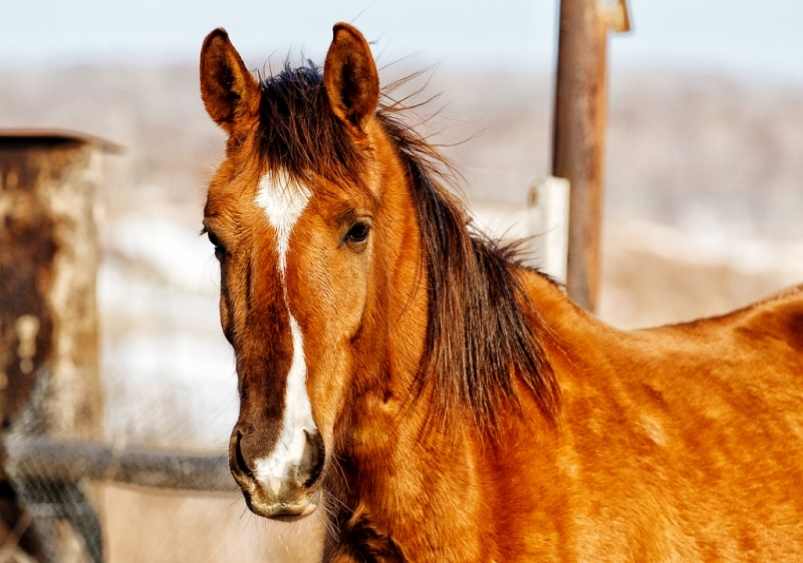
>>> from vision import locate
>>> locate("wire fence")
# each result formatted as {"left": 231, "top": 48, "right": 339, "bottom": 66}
{"left": 1, "top": 369, "right": 323, "bottom": 563}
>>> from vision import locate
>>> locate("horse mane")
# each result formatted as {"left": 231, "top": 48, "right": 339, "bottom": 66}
{"left": 376, "top": 110, "right": 561, "bottom": 431}
{"left": 254, "top": 62, "right": 561, "bottom": 433}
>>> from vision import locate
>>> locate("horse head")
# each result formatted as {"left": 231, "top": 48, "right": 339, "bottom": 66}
{"left": 199, "top": 23, "right": 421, "bottom": 520}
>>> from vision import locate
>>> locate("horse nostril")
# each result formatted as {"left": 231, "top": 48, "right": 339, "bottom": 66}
{"left": 233, "top": 430, "right": 255, "bottom": 480}
{"left": 299, "top": 430, "right": 325, "bottom": 488}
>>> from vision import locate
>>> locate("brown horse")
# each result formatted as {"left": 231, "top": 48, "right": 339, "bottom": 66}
{"left": 199, "top": 23, "right": 803, "bottom": 562}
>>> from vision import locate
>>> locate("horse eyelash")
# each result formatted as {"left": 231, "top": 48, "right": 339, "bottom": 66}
{"left": 202, "top": 227, "right": 228, "bottom": 256}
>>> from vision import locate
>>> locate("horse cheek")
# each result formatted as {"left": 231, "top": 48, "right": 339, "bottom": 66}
{"left": 335, "top": 259, "right": 371, "bottom": 341}
{"left": 319, "top": 248, "right": 372, "bottom": 437}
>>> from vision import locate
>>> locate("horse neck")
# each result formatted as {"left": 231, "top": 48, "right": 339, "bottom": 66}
{"left": 515, "top": 266, "right": 612, "bottom": 392}
{"left": 520, "top": 269, "right": 592, "bottom": 329}
{"left": 326, "top": 130, "right": 440, "bottom": 499}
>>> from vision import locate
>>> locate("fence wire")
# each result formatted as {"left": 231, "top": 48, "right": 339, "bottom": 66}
{"left": 2, "top": 357, "right": 323, "bottom": 563}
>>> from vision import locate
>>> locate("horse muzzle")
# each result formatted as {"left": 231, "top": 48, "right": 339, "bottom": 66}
{"left": 229, "top": 426, "right": 325, "bottom": 520}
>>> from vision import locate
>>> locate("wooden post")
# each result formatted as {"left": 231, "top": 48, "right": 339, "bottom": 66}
{"left": 0, "top": 130, "right": 119, "bottom": 563}
{"left": 552, "top": 0, "right": 630, "bottom": 311}
{"left": 527, "top": 177, "right": 570, "bottom": 284}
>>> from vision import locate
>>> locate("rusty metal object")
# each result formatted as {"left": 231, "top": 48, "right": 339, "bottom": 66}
{"left": 0, "top": 130, "right": 117, "bottom": 563}
{"left": 552, "top": 0, "right": 631, "bottom": 312}
{"left": 0, "top": 131, "right": 113, "bottom": 439}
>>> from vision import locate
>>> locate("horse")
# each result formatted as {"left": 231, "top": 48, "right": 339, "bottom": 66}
{"left": 198, "top": 22, "right": 803, "bottom": 562}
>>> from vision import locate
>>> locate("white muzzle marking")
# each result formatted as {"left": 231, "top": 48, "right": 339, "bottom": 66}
{"left": 253, "top": 171, "right": 317, "bottom": 494}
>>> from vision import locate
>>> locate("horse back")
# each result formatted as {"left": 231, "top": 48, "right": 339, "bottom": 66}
{"left": 521, "top": 282, "right": 803, "bottom": 561}
{"left": 691, "top": 283, "right": 803, "bottom": 354}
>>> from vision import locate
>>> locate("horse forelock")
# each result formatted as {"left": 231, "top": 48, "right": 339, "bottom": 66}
{"left": 254, "top": 62, "right": 366, "bottom": 187}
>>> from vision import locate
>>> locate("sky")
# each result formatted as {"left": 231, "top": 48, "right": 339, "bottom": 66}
{"left": 1, "top": 0, "right": 802, "bottom": 82}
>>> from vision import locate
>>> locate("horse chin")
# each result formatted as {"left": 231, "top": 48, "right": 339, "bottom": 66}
{"left": 244, "top": 487, "right": 322, "bottom": 521}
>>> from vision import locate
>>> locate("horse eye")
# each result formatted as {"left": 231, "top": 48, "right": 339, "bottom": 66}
{"left": 345, "top": 222, "right": 370, "bottom": 244}
{"left": 207, "top": 231, "right": 227, "bottom": 257}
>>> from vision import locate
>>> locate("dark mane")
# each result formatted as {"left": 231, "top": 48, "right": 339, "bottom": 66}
{"left": 376, "top": 110, "right": 561, "bottom": 431}
{"left": 255, "top": 63, "right": 560, "bottom": 432}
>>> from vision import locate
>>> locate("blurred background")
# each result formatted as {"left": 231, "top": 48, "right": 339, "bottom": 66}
{"left": 1, "top": 1, "right": 802, "bottom": 561}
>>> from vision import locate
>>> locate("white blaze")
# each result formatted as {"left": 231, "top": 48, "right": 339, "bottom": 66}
{"left": 253, "top": 171, "right": 316, "bottom": 494}
{"left": 254, "top": 316, "right": 314, "bottom": 493}
{"left": 255, "top": 172, "right": 312, "bottom": 275}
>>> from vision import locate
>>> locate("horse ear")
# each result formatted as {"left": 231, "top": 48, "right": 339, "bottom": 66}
{"left": 323, "top": 23, "right": 380, "bottom": 131}
{"left": 200, "top": 28, "right": 261, "bottom": 135}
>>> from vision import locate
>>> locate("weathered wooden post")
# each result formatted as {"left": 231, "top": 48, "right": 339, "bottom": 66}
{"left": 552, "top": 0, "right": 631, "bottom": 311}
{"left": 0, "top": 130, "right": 118, "bottom": 563}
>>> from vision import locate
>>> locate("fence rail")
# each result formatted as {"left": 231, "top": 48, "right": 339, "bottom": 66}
{"left": 4, "top": 436, "right": 235, "bottom": 492}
